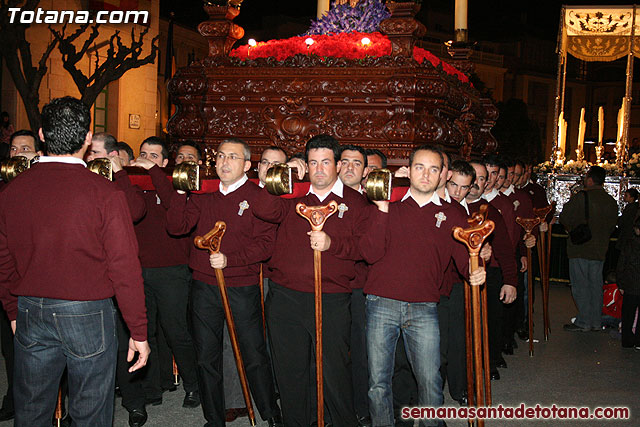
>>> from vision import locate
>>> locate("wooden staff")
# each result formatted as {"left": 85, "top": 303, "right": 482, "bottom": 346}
{"left": 295, "top": 200, "right": 339, "bottom": 427}
{"left": 259, "top": 264, "right": 266, "bottom": 338}
{"left": 172, "top": 356, "right": 180, "bottom": 386}
{"left": 515, "top": 216, "right": 542, "bottom": 357}
{"left": 453, "top": 204, "right": 495, "bottom": 427}
{"left": 195, "top": 221, "right": 256, "bottom": 426}
{"left": 54, "top": 386, "right": 63, "bottom": 427}
{"left": 464, "top": 281, "right": 475, "bottom": 412}
{"left": 533, "top": 204, "right": 554, "bottom": 341}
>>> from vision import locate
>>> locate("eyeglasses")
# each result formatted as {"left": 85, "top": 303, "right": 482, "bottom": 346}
{"left": 216, "top": 152, "right": 245, "bottom": 162}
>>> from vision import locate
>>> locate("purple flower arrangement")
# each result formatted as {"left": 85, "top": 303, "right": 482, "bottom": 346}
{"left": 305, "top": 0, "right": 392, "bottom": 35}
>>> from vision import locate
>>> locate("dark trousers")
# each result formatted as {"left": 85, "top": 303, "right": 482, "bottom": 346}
{"left": 143, "top": 265, "right": 198, "bottom": 399}
{"left": 438, "top": 282, "right": 466, "bottom": 401}
{"left": 0, "top": 309, "right": 13, "bottom": 412}
{"left": 13, "top": 297, "right": 117, "bottom": 427}
{"left": 115, "top": 309, "right": 145, "bottom": 411}
{"left": 351, "top": 288, "right": 369, "bottom": 419}
{"left": 486, "top": 267, "right": 504, "bottom": 368}
{"left": 621, "top": 292, "right": 640, "bottom": 347}
{"left": 267, "top": 281, "right": 356, "bottom": 427}
{"left": 192, "top": 280, "right": 278, "bottom": 426}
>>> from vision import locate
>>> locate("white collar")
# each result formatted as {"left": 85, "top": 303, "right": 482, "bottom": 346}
{"left": 307, "top": 178, "right": 343, "bottom": 202}
{"left": 259, "top": 181, "right": 265, "bottom": 188}
{"left": 219, "top": 174, "right": 248, "bottom": 195}
{"left": 459, "top": 197, "right": 469, "bottom": 215}
{"left": 401, "top": 188, "right": 442, "bottom": 208}
{"left": 502, "top": 185, "right": 515, "bottom": 196}
{"left": 38, "top": 156, "right": 86, "bottom": 166}
{"left": 482, "top": 188, "right": 499, "bottom": 202}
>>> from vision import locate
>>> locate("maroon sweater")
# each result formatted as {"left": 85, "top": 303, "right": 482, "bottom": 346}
{"left": 362, "top": 197, "right": 471, "bottom": 303}
{"left": 467, "top": 199, "right": 518, "bottom": 287}
{"left": 0, "top": 162, "right": 147, "bottom": 340}
{"left": 484, "top": 191, "right": 517, "bottom": 251}
{"left": 114, "top": 170, "right": 146, "bottom": 222}
{"left": 134, "top": 165, "right": 189, "bottom": 268}
{"left": 507, "top": 188, "right": 536, "bottom": 255}
{"left": 523, "top": 181, "right": 549, "bottom": 210}
{"left": 166, "top": 180, "right": 275, "bottom": 287}
{"left": 253, "top": 185, "right": 374, "bottom": 293}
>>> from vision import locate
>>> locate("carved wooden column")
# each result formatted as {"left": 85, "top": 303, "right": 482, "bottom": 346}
{"left": 380, "top": 1, "right": 426, "bottom": 57}
{"left": 199, "top": 1, "right": 245, "bottom": 57}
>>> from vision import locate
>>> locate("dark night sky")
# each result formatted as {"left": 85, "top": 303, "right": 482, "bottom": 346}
{"left": 160, "top": 0, "right": 619, "bottom": 43}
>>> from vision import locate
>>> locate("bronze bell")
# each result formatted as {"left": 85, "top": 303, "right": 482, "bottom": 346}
{"left": 264, "top": 163, "right": 292, "bottom": 196}
{"left": 87, "top": 158, "right": 113, "bottom": 181}
{"left": 0, "top": 155, "right": 39, "bottom": 183}
{"left": 173, "top": 161, "right": 200, "bottom": 191}
{"left": 364, "top": 168, "right": 392, "bottom": 201}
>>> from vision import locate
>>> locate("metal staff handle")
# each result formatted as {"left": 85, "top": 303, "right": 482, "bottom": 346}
{"left": 295, "top": 200, "right": 339, "bottom": 427}
{"left": 534, "top": 203, "right": 554, "bottom": 341}
{"left": 194, "top": 221, "right": 256, "bottom": 426}
{"left": 515, "top": 216, "right": 542, "bottom": 357}
{"left": 453, "top": 204, "right": 495, "bottom": 427}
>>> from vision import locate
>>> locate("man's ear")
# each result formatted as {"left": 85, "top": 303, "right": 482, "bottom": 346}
{"left": 84, "top": 131, "right": 93, "bottom": 148}
{"left": 243, "top": 159, "right": 251, "bottom": 173}
{"left": 38, "top": 128, "right": 45, "bottom": 142}
{"left": 162, "top": 158, "right": 169, "bottom": 167}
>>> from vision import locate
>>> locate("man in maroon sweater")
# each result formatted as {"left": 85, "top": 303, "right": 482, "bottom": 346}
{"left": 361, "top": 146, "right": 486, "bottom": 427}
{"left": 253, "top": 135, "right": 371, "bottom": 427}
{"left": 467, "top": 161, "right": 518, "bottom": 379}
{"left": 0, "top": 96, "right": 149, "bottom": 426}
{"left": 338, "top": 144, "right": 371, "bottom": 426}
{"left": 166, "top": 138, "right": 282, "bottom": 427}
{"left": 130, "top": 137, "right": 200, "bottom": 410}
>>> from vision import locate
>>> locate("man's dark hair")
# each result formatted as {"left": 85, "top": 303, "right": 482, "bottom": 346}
{"left": 514, "top": 159, "right": 526, "bottom": 169}
{"left": 365, "top": 148, "right": 387, "bottom": 168}
{"left": 117, "top": 141, "right": 134, "bottom": 161}
{"left": 10, "top": 129, "right": 44, "bottom": 153}
{"left": 262, "top": 145, "right": 288, "bottom": 162}
{"left": 482, "top": 154, "right": 502, "bottom": 168}
{"left": 450, "top": 159, "right": 476, "bottom": 183}
{"left": 179, "top": 139, "right": 203, "bottom": 160}
{"left": 502, "top": 156, "right": 515, "bottom": 168}
{"left": 586, "top": 165, "right": 606, "bottom": 186}
{"left": 409, "top": 144, "right": 444, "bottom": 169}
{"left": 141, "top": 136, "right": 169, "bottom": 160}
{"left": 305, "top": 134, "right": 340, "bottom": 163}
{"left": 340, "top": 144, "right": 368, "bottom": 168}
{"left": 290, "top": 152, "right": 306, "bottom": 161}
{"left": 40, "top": 97, "right": 91, "bottom": 155}
{"left": 93, "top": 132, "right": 118, "bottom": 154}
{"left": 626, "top": 188, "right": 639, "bottom": 201}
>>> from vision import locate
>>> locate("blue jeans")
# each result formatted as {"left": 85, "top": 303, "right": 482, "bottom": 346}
{"left": 569, "top": 258, "right": 604, "bottom": 329}
{"left": 13, "top": 297, "right": 117, "bottom": 427}
{"left": 366, "top": 295, "right": 442, "bottom": 427}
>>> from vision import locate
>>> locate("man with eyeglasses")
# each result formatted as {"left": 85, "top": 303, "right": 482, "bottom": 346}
{"left": 166, "top": 138, "right": 282, "bottom": 427}
{"left": 257, "top": 146, "right": 287, "bottom": 187}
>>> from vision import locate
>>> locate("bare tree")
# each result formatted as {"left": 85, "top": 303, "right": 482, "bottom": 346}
{"left": 50, "top": 23, "right": 159, "bottom": 108}
{"left": 0, "top": 0, "right": 58, "bottom": 131}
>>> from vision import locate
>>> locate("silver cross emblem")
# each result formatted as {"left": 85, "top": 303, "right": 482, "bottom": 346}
{"left": 435, "top": 212, "right": 447, "bottom": 228}
{"left": 338, "top": 203, "right": 348, "bottom": 219}
{"left": 238, "top": 200, "right": 249, "bottom": 216}
{"left": 513, "top": 200, "right": 520, "bottom": 211}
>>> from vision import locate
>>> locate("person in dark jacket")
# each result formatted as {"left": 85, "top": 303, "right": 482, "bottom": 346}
{"left": 616, "top": 188, "right": 639, "bottom": 251}
{"left": 616, "top": 216, "right": 640, "bottom": 349}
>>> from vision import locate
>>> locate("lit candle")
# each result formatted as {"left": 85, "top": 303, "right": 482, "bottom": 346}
{"left": 455, "top": 0, "right": 468, "bottom": 31}
{"left": 317, "top": 0, "right": 330, "bottom": 19}
{"left": 617, "top": 101, "right": 625, "bottom": 143}
{"left": 557, "top": 111, "right": 564, "bottom": 156}
{"left": 598, "top": 106, "right": 604, "bottom": 147}
{"left": 577, "top": 108, "right": 586, "bottom": 154}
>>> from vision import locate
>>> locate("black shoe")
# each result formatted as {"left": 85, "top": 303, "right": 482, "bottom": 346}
{"left": 267, "top": 413, "right": 284, "bottom": 427}
{"left": 490, "top": 368, "right": 500, "bottom": 380}
{"left": 456, "top": 395, "right": 468, "bottom": 406}
{"left": 162, "top": 384, "right": 177, "bottom": 393}
{"left": 128, "top": 408, "right": 148, "bottom": 427}
{"left": 145, "top": 396, "right": 162, "bottom": 406}
{"left": 563, "top": 323, "right": 590, "bottom": 332}
{"left": 183, "top": 391, "right": 201, "bottom": 408}
{"left": 496, "top": 356, "right": 507, "bottom": 369}
{"left": 0, "top": 405, "right": 14, "bottom": 421}
{"left": 516, "top": 327, "right": 528, "bottom": 340}
{"left": 501, "top": 342, "right": 513, "bottom": 355}
{"left": 357, "top": 415, "right": 372, "bottom": 426}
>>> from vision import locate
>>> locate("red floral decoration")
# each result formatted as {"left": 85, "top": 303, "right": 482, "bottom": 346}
{"left": 230, "top": 32, "right": 470, "bottom": 85}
